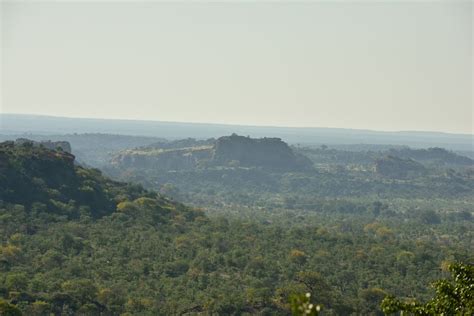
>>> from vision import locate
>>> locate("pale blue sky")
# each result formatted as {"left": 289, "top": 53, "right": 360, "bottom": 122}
{"left": 1, "top": 1, "right": 472, "bottom": 133}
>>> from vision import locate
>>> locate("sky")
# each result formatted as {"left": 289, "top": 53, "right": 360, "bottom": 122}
{"left": 1, "top": 1, "right": 472, "bottom": 134}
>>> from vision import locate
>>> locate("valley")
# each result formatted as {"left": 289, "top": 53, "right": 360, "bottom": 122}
{"left": 0, "top": 132, "right": 472, "bottom": 315}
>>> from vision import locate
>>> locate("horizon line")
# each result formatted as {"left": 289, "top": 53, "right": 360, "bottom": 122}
{"left": 1, "top": 112, "right": 473, "bottom": 137}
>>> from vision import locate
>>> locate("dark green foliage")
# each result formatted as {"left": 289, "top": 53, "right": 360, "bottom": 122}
{"left": 0, "top": 299, "right": 22, "bottom": 316}
{"left": 381, "top": 262, "right": 474, "bottom": 315}
{"left": 0, "top": 141, "right": 150, "bottom": 218}
{"left": 0, "top": 145, "right": 206, "bottom": 314}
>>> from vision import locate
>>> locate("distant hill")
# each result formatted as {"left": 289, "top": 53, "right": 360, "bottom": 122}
{"left": 111, "top": 134, "right": 312, "bottom": 171}
{"left": 296, "top": 145, "right": 473, "bottom": 169}
{"left": 2, "top": 114, "right": 473, "bottom": 151}
{"left": 386, "top": 147, "right": 473, "bottom": 166}
{"left": 375, "top": 155, "right": 427, "bottom": 179}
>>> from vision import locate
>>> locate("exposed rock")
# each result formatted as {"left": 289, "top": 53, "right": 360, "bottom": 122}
{"left": 111, "top": 134, "right": 313, "bottom": 171}
{"left": 111, "top": 146, "right": 213, "bottom": 170}
{"left": 142, "top": 138, "right": 215, "bottom": 150}
{"left": 212, "top": 134, "right": 312, "bottom": 170}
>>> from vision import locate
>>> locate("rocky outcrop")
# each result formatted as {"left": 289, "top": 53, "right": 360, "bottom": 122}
{"left": 111, "top": 147, "right": 213, "bottom": 170}
{"left": 212, "top": 134, "right": 312, "bottom": 170}
{"left": 143, "top": 138, "right": 216, "bottom": 150}
{"left": 111, "top": 134, "right": 313, "bottom": 171}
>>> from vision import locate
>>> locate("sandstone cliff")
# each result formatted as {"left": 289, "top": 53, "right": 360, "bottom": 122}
{"left": 212, "top": 134, "right": 311, "bottom": 170}
{"left": 111, "top": 134, "right": 312, "bottom": 171}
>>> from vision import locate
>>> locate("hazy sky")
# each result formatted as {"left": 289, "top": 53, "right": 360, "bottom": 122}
{"left": 1, "top": 1, "right": 472, "bottom": 133}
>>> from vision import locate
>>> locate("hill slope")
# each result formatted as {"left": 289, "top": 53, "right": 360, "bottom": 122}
{"left": 0, "top": 141, "right": 152, "bottom": 218}
{"left": 0, "top": 142, "right": 207, "bottom": 314}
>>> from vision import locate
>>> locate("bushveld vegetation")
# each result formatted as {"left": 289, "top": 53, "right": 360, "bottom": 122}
{"left": 0, "top": 139, "right": 472, "bottom": 315}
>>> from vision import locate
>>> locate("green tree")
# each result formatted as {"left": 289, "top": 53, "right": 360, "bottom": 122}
{"left": 0, "top": 299, "right": 22, "bottom": 316}
{"left": 5, "top": 273, "right": 28, "bottom": 292}
{"left": 381, "top": 262, "right": 474, "bottom": 315}
{"left": 290, "top": 293, "right": 321, "bottom": 316}
{"left": 295, "top": 271, "right": 333, "bottom": 307}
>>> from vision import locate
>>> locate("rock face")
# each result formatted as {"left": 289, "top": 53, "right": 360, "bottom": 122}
{"left": 212, "top": 134, "right": 311, "bottom": 170}
{"left": 375, "top": 155, "right": 426, "bottom": 178}
{"left": 111, "top": 134, "right": 313, "bottom": 171}
{"left": 143, "top": 138, "right": 215, "bottom": 150}
{"left": 112, "top": 146, "right": 213, "bottom": 170}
